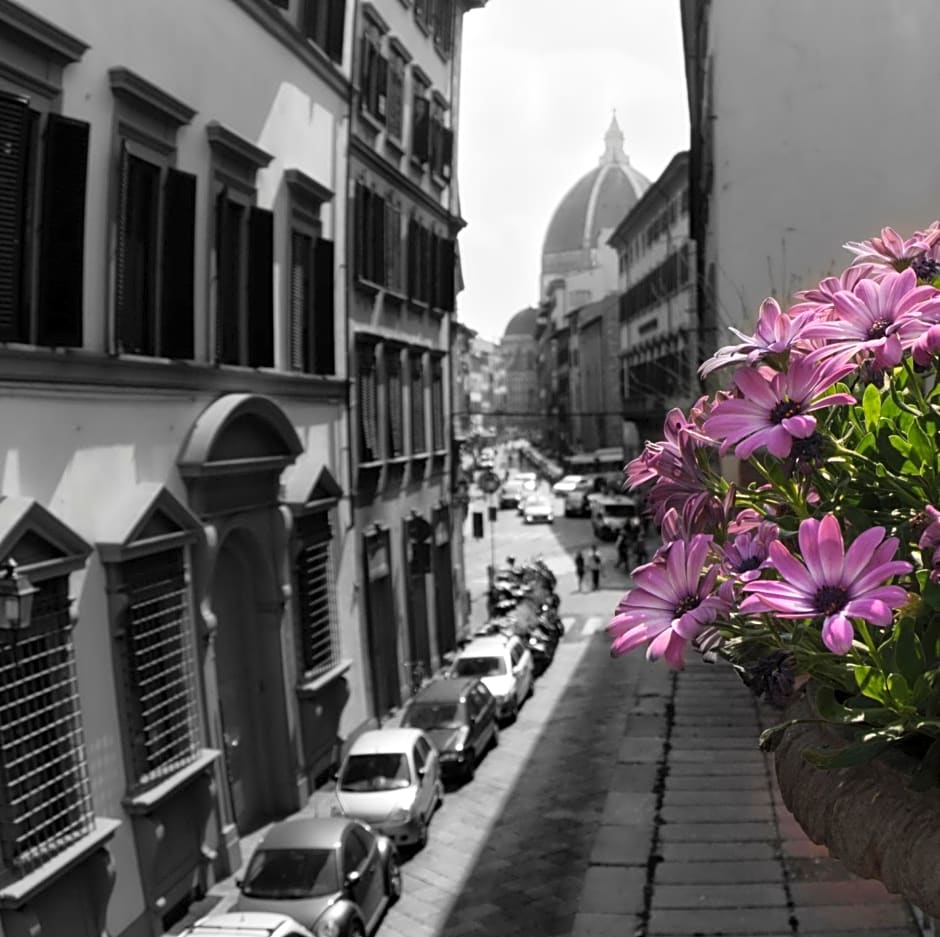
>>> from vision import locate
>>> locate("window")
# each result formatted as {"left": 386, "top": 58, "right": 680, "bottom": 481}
{"left": 302, "top": 0, "right": 346, "bottom": 64}
{"left": 353, "top": 182, "right": 386, "bottom": 287}
{"left": 342, "top": 829, "right": 367, "bottom": 875}
{"left": 294, "top": 512, "right": 339, "bottom": 678}
{"left": 386, "top": 48, "right": 407, "bottom": 142}
{"left": 410, "top": 352, "right": 426, "bottom": 454}
{"left": 358, "top": 340, "right": 380, "bottom": 463}
{"left": 407, "top": 217, "right": 430, "bottom": 305}
{"left": 386, "top": 347, "right": 404, "bottom": 457}
{"left": 414, "top": 0, "right": 430, "bottom": 31}
{"left": 119, "top": 551, "right": 200, "bottom": 788}
{"left": 208, "top": 122, "right": 275, "bottom": 368}
{"left": 0, "top": 577, "right": 95, "bottom": 879}
{"left": 434, "top": 0, "right": 455, "bottom": 53}
{"left": 430, "top": 355, "right": 444, "bottom": 450}
{"left": 384, "top": 200, "right": 403, "bottom": 294}
{"left": 0, "top": 92, "right": 89, "bottom": 348}
{"left": 411, "top": 83, "right": 430, "bottom": 166}
{"left": 360, "top": 30, "right": 387, "bottom": 123}
{"left": 115, "top": 146, "right": 196, "bottom": 358}
{"left": 429, "top": 97, "right": 452, "bottom": 182}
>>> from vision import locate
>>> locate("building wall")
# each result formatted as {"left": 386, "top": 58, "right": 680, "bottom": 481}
{"left": 699, "top": 0, "right": 940, "bottom": 341}
{"left": 0, "top": 1, "right": 356, "bottom": 934}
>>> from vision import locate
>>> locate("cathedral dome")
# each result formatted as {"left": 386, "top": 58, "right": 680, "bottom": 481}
{"left": 503, "top": 305, "right": 539, "bottom": 339}
{"left": 542, "top": 115, "right": 650, "bottom": 259}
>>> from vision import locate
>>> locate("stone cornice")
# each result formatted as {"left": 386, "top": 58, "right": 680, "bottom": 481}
{"left": 0, "top": 0, "right": 88, "bottom": 64}
{"left": 207, "top": 121, "right": 274, "bottom": 171}
{"left": 109, "top": 67, "right": 197, "bottom": 127}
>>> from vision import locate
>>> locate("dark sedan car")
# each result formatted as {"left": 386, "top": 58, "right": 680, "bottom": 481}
{"left": 233, "top": 817, "right": 400, "bottom": 936}
{"left": 400, "top": 677, "right": 499, "bottom": 783}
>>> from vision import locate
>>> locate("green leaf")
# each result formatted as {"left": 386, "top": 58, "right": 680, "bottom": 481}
{"left": 889, "top": 434, "right": 912, "bottom": 457}
{"left": 758, "top": 720, "right": 800, "bottom": 752}
{"left": 862, "top": 382, "right": 882, "bottom": 430}
{"left": 852, "top": 665, "right": 889, "bottom": 705}
{"left": 894, "top": 625, "right": 926, "bottom": 688}
{"left": 908, "top": 420, "right": 934, "bottom": 468}
{"left": 887, "top": 673, "right": 914, "bottom": 709}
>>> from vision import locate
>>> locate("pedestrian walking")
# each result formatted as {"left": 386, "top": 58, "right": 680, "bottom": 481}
{"left": 574, "top": 550, "right": 586, "bottom": 591}
{"left": 588, "top": 546, "right": 602, "bottom": 590}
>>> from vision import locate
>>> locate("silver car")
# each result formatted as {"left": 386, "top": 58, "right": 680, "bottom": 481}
{"left": 329, "top": 728, "right": 443, "bottom": 849}
{"left": 232, "top": 817, "right": 401, "bottom": 937}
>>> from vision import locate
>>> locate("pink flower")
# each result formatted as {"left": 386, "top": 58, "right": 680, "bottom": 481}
{"left": 913, "top": 323, "right": 940, "bottom": 367}
{"left": 607, "top": 535, "right": 729, "bottom": 669}
{"left": 918, "top": 505, "right": 940, "bottom": 582}
{"left": 699, "top": 298, "right": 818, "bottom": 378}
{"left": 791, "top": 264, "right": 881, "bottom": 314}
{"left": 721, "top": 522, "right": 780, "bottom": 582}
{"left": 741, "top": 515, "right": 912, "bottom": 655}
{"left": 804, "top": 268, "right": 940, "bottom": 368}
{"left": 843, "top": 226, "right": 931, "bottom": 269}
{"left": 702, "top": 354, "right": 856, "bottom": 460}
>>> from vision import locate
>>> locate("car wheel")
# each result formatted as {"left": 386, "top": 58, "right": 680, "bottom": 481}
{"left": 435, "top": 780, "right": 444, "bottom": 810}
{"left": 348, "top": 920, "right": 366, "bottom": 937}
{"left": 385, "top": 851, "right": 402, "bottom": 904}
{"left": 464, "top": 757, "right": 476, "bottom": 782}
{"left": 490, "top": 722, "right": 500, "bottom": 749}
{"left": 417, "top": 819, "right": 428, "bottom": 849}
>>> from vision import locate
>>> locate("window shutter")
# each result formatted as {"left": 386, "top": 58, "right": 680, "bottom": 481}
{"left": 412, "top": 97, "right": 430, "bottom": 164}
{"left": 354, "top": 182, "right": 366, "bottom": 280}
{"left": 290, "top": 231, "right": 309, "bottom": 371}
{"left": 442, "top": 237, "right": 455, "bottom": 312}
{"left": 0, "top": 92, "right": 30, "bottom": 342}
{"left": 359, "top": 36, "right": 372, "bottom": 112}
{"left": 411, "top": 354, "right": 426, "bottom": 452}
{"left": 422, "top": 225, "right": 432, "bottom": 305}
{"left": 376, "top": 54, "right": 388, "bottom": 121}
{"left": 429, "top": 231, "right": 440, "bottom": 309}
{"left": 268, "top": 0, "right": 289, "bottom": 7}
{"left": 327, "top": 0, "right": 346, "bottom": 64}
{"left": 313, "top": 237, "right": 335, "bottom": 374}
{"left": 372, "top": 193, "right": 386, "bottom": 286}
{"left": 406, "top": 217, "right": 417, "bottom": 301}
{"left": 247, "top": 206, "right": 274, "bottom": 368}
{"left": 216, "top": 191, "right": 241, "bottom": 364}
{"left": 295, "top": 512, "right": 338, "bottom": 676}
{"left": 160, "top": 168, "right": 196, "bottom": 359}
{"left": 441, "top": 128, "right": 453, "bottom": 181}
{"left": 359, "top": 345, "right": 378, "bottom": 461}
{"left": 387, "top": 351, "right": 403, "bottom": 457}
{"left": 363, "top": 187, "right": 374, "bottom": 282}
{"left": 387, "top": 60, "right": 404, "bottom": 139}
{"left": 116, "top": 151, "right": 159, "bottom": 356}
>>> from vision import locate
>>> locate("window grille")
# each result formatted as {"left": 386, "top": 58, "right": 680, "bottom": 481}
{"left": 122, "top": 551, "right": 199, "bottom": 787}
{"left": 295, "top": 513, "right": 339, "bottom": 677}
{"left": 0, "top": 577, "right": 94, "bottom": 878}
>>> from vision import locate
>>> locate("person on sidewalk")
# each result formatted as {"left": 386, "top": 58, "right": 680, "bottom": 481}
{"left": 574, "top": 550, "right": 586, "bottom": 591}
{"left": 588, "top": 546, "right": 602, "bottom": 590}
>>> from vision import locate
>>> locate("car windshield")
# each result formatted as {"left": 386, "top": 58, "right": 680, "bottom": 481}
{"left": 453, "top": 656, "right": 507, "bottom": 677}
{"left": 604, "top": 504, "right": 637, "bottom": 518}
{"left": 340, "top": 753, "right": 412, "bottom": 791}
{"left": 527, "top": 499, "right": 549, "bottom": 510}
{"left": 403, "top": 701, "right": 464, "bottom": 730}
{"left": 241, "top": 847, "right": 339, "bottom": 899}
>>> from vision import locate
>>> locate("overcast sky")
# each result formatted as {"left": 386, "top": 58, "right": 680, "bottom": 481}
{"left": 455, "top": 0, "right": 690, "bottom": 342}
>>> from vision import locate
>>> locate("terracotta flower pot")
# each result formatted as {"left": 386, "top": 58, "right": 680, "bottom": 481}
{"left": 773, "top": 694, "right": 940, "bottom": 916}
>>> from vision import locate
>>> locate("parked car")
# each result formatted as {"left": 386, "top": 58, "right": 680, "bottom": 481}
{"left": 180, "top": 913, "right": 314, "bottom": 937}
{"left": 591, "top": 494, "right": 642, "bottom": 541}
{"left": 231, "top": 817, "right": 401, "bottom": 937}
{"left": 564, "top": 475, "right": 610, "bottom": 517}
{"left": 400, "top": 677, "right": 499, "bottom": 782}
{"left": 551, "top": 474, "right": 587, "bottom": 498}
{"left": 449, "top": 635, "right": 533, "bottom": 723}
{"left": 522, "top": 495, "right": 554, "bottom": 524}
{"left": 330, "top": 729, "right": 443, "bottom": 848}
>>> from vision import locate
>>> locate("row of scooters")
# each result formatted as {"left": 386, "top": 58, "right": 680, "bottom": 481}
{"left": 469, "top": 557, "right": 564, "bottom": 676}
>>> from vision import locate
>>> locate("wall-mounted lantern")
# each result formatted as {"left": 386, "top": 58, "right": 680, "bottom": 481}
{"left": 0, "top": 558, "right": 37, "bottom": 634}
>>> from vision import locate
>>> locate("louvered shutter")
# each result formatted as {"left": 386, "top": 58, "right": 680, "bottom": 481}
{"left": 268, "top": 0, "right": 289, "bottom": 7}
{"left": 442, "top": 237, "right": 455, "bottom": 312}
{"left": 412, "top": 98, "right": 430, "bottom": 164}
{"left": 429, "top": 231, "right": 440, "bottom": 309}
{"left": 431, "top": 357, "right": 444, "bottom": 449}
{"left": 0, "top": 93, "right": 30, "bottom": 342}
{"left": 295, "top": 512, "right": 337, "bottom": 675}
{"left": 359, "top": 36, "right": 372, "bottom": 113}
{"left": 289, "top": 231, "right": 309, "bottom": 371}
{"left": 247, "top": 206, "right": 274, "bottom": 368}
{"left": 216, "top": 191, "right": 241, "bottom": 364}
{"left": 372, "top": 192, "right": 386, "bottom": 286}
{"left": 160, "top": 168, "right": 196, "bottom": 359}
{"left": 406, "top": 218, "right": 417, "bottom": 301}
{"left": 387, "top": 351, "right": 403, "bottom": 456}
{"left": 376, "top": 55, "right": 388, "bottom": 122}
{"left": 411, "top": 354, "right": 426, "bottom": 452}
{"left": 359, "top": 345, "right": 378, "bottom": 461}
{"left": 116, "top": 151, "right": 159, "bottom": 355}
{"left": 313, "top": 238, "right": 335, "bottom": 374}
{"left": 441, "top": 128, "right": 453, "bottom": 180}
{"left": 326, "top": 0, "right": 346, "bottom": 64}
{"left": 422, "top": 226, "right": 432, "bottom": 305}
{"left": 354, "top": 182, "right": 366, "bottom": 280}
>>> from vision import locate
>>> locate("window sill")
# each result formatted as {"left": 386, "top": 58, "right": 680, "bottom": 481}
{"left": 355, "top": 277, "right": 383, "bottom": 297}
{"left": 409, "top": 299, "right": 430, "bottom": 313}
{"left": 414, "top": 17, "right": 430, "bottom": 36}
{"left": 297, "top": 659, "right": 352, "bottom": 699}
{"left": 434, "top": 42, "right": 451, "bottom": 64}
{"left": 385, "top": 134, "right": 406, "bottom": 159}
{"left": 359, "top": 108, "right": 385, "bottom": 135}
{"left": 387, "top": 456, "right": 409, "bottom": 466}
{"left": 430, "top": 171, "right": 448, "bottom": 190}
{"left": 384, "top": 288, "right": 408, "bottom": 306}
{"left": 0, "top": 817, "right": 122, "bottom": 909}
{"left": 411, "top": 452, "right": 429, "bottom": 463}
{"left": 358, "top": 459, "right": 384, "bottom": 472}
{"left": 409, "top": 156, "right": 428, "bottom": 175}
{"left": 123, "top": 749, "right": 221, "bottom": 815}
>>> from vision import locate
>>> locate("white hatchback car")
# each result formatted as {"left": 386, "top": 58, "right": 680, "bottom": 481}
{"left": 450, "top": 635, "right": 534, "bottom": 722}
{"left": 330, "top": 728, "right": 443, "bottom": 849}
{"left": 179, "top": 912, "right": 313, "bottom": 937}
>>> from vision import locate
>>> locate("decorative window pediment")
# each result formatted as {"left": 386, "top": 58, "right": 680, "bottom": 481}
{"left": 284, "top": 466, "right": 343, "bottom": 514}
{"left": 0, "top": 496, "right": 91, "bottom": 581}
{"left": 96, "top": 484, "right": 203, "bottom": 564}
